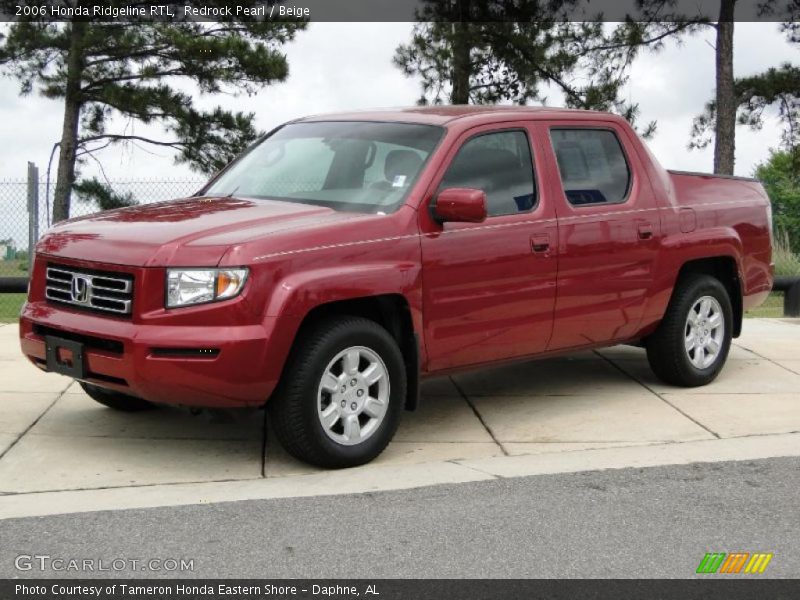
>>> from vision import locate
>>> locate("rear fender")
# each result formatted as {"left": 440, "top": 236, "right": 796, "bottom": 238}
{"left": 661, "top": 227, "right": 744, "bottom": 283}
{"left": 641, "top": 227, "right": 744, "bottom": 333}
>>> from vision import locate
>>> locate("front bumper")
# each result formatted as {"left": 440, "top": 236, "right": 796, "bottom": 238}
{"left": 19, "top": 302, "right": 280, "bottom": 408}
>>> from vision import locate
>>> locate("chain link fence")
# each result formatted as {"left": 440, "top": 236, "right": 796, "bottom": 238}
{"left": 0, "top": 176, "right": 204, "bottom": 321}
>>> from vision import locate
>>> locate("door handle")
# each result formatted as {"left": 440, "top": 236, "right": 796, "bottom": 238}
{"left": 530, "top": 233, "right": 550, "bottom": 253}
{"left": 638, "top": 223, "right": 654, "bottom": 240}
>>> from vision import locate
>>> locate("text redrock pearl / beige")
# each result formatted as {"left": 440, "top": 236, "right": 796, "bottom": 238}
{"left": 185, "top": 6, "right": 311, "bottom": 17}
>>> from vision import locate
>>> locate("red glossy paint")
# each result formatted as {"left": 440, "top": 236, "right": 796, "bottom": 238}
{"left": 432, "top": 188, "right": 488, "bottom": 223}
{"left": 19, "top": 107, "right": 774, "bottom": 408}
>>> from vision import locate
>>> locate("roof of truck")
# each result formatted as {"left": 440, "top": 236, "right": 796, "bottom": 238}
{"left": 298, "top": 105, "right": 616, "bottom": 127}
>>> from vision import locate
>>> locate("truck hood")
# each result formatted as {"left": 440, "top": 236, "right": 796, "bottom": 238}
{"left": 36, "top": 197, "right": 362, "bottom": 267}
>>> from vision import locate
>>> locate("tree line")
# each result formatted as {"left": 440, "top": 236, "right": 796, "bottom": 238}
{"left": 0, "top": 0, "right": 797, "bottom": 231}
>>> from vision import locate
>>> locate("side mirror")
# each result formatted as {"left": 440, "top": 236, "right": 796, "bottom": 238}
{"left": 433, "top": 188, "right": 487, "bottom": 224}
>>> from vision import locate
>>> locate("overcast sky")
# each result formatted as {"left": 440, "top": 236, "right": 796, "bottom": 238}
{"left": 0, "top": 22, "right": 796, "bottom": 184}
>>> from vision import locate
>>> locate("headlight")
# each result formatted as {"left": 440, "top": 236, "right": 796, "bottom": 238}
{"left": 166, "top": 268, "right": 249, "bottom": 308}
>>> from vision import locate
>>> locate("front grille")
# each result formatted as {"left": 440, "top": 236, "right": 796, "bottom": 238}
{"left": 45, "top": 264, "right": 133, "bottom": 316}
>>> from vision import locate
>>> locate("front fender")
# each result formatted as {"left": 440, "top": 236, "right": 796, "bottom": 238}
{"left": 254, "top": 260, "right": 424, "bottom": 400}
{"left": 265, "top": 261, "right": 421, "bottom": 318}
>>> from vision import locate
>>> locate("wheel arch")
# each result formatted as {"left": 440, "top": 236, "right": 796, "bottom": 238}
{"left": 675, "top": 256, "right": 743, "bottom": 337}
{"left": 290, "top": 294, "right": 421, "bottom": 411}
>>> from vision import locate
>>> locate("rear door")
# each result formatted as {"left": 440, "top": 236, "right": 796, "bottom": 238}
{"left": 419, "top": 123, "right": 558, "bottom": 371}
{"left": 538, "top": 120, "right": 661, "bottom": 350}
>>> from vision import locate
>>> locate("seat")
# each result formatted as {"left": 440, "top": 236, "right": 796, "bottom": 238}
{"left": 371, "top": 150, "right": 423, "bottom": 191}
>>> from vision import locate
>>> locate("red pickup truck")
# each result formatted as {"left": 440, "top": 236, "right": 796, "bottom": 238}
{"left": 20, "top": 106, "right": 773, "bottom": 468}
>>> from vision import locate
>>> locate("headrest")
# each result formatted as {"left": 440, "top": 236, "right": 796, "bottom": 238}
{"left": 385, "top": 150, "right": 423, "bottom": 183}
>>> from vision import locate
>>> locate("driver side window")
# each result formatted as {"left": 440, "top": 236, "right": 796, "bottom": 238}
{"left": 440, "top": 130, "right": 536, "bottom": 217}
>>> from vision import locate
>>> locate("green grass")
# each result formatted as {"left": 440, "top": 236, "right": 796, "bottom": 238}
{"left": 0, "top": 258, "right": 29, "bottom": 322}
{"left": 745, "top": 292, "right": 785, "bottom": 318}
{"left": 0, "top": 293, "right": 25, "bottom": 322}
{"left": 0, "top": 258, "right": 28, "bottom": 322}
{"left": 747, "top": 230, "right": 799, "bottom": 318}
{"left": 774, "top": 229, "right": 800, "bottom": 277}
{"left": 0, "top": 258, "right": 29, "bottom": 278}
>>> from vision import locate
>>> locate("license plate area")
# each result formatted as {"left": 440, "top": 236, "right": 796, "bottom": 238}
{"left": 45, "top": 335, "right": 86, "bottom": 379}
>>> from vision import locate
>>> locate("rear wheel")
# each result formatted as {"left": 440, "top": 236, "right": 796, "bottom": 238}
{"left": 269, "top": 317, "right": 405, "bottom": 468}
{"left": 79, "top": 382, "right": 157, "bottom": 412}
{"left": 646, "top": 274, "right": 733, "bottom": 387}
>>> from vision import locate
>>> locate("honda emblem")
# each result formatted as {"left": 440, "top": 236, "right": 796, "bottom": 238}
{"left": 71, "top": 275, "right": 91, "bottom": 305}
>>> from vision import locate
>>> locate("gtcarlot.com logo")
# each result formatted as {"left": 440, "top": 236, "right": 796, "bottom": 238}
{"left": 696, "top": 552, "right": 773, "bottom": 574}
{"left": 15, "top": 554, "right": 195, "bottom": 573}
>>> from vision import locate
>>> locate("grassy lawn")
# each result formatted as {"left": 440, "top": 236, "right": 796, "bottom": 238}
{"left": 0, "top": 293, "right": 26, "bottom": 323}
{"left": 745, "top": 292, "right": 785, "bottom": 318}
{"left": 0, "top": 258, "right": 28, "bottom": 322}
{"left": 0, "top": 258, "right": 29, "bottom": 278}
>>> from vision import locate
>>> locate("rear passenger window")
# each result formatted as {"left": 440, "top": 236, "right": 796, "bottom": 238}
{"left": 550, "top": 129, "right": 631, "bottom": 206}
{"left": 439, "top": 130, "right": 536, "bottom": 217}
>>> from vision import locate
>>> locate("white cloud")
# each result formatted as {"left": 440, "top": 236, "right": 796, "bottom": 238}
{"left": 628, "top": 22, "right": 796, "bottom": 175}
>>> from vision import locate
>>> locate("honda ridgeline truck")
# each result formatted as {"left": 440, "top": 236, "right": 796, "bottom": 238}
{"left": 20, "top": 107, "right": 774, "bottom": 468}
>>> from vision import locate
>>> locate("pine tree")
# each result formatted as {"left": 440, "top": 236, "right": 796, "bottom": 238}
{"left": 692, "top": 20, "right": 800, "bottom": 170}
{"left": 394, "top": 1, "right": 698, "bottom": 138}
{"left": 0, "top": 3, "right": 306, "bottom": 221}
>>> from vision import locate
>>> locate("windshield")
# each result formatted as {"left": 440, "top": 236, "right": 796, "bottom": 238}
{"left": 205, "top": 121, "right": 444, "bottom": 213}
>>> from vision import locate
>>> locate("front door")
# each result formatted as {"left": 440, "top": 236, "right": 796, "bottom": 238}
{"left": 419, "top": 124, "right": 558, "bottom": 371}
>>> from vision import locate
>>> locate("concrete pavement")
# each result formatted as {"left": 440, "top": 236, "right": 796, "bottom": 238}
{"left": 0, "top": 318, "right": 798, "bottom": 518}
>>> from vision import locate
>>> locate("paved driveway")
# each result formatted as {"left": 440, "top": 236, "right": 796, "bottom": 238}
{"left": 1, "top": 318, "right": 799, "bottom": 518}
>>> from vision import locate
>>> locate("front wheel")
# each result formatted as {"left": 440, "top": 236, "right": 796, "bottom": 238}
{"left": 646, "top": 274, "right": 733, "bottom": 387}
{"left": 268, "top": 317, "right": 406, "bottom": 468}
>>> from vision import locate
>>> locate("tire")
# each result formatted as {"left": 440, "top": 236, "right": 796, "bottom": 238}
{"left": 646, "top": 274, "right": 733, "bottom": 387}
{"left": 80, "top": 382, "right": 157, "bottom": 412}
{"left": 268, "top": 316, "right": 406, "bottom": 469}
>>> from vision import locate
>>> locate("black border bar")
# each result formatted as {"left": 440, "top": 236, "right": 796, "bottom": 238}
{"left": 3, "top": 579, "right": 800, "bottom": 600}
{"left": 2, "top": 0, "right": 799, "bottom": 23}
